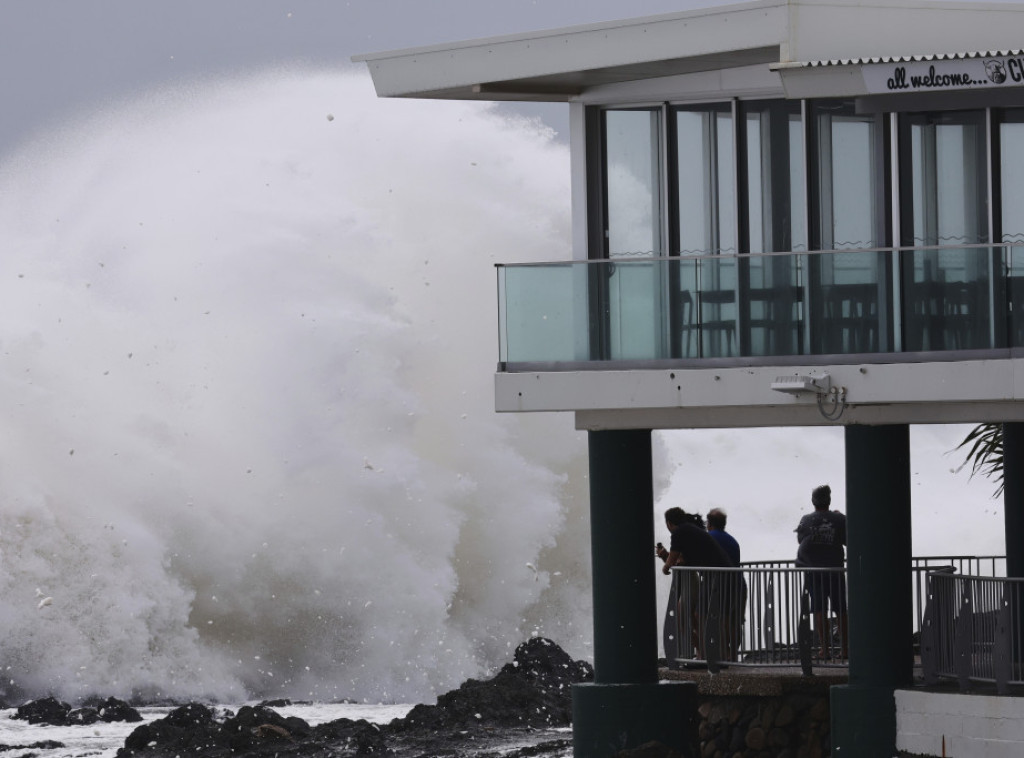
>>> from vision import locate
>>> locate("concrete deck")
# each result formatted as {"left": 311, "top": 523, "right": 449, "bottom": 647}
{"left": 659, "top": 665, "right": 848, "bottom": 696}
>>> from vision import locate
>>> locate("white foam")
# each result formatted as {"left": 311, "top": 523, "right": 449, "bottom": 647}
{"left": 0, "top": 68, "right": 589, "bottom": 705}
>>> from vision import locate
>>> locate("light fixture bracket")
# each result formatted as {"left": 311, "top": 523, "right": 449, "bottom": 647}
{"left": 770, "top": 373, "right": 831, "bottom": 395}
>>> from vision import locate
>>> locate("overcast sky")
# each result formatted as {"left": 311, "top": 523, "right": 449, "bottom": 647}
{"left": 0, "top": 0, "right": 741, "bottom": 155}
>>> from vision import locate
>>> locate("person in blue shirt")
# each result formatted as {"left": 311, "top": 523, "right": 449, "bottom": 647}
{"left": 706, "top": 508, "right": 745, "bottom": 660}
{"left": 706, "top": 508, "right": 740, "bottom": 566}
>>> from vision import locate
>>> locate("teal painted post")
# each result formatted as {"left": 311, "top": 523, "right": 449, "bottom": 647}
{"left": 831, "top": 424, "right": 913, "bottom": 757}
{"left": 1004, "top": 423, "right": 1024, "bottom": 579}
{"left": 587, "top": 429, "right": 657, "bottom": 682}
{"left": 572, "top": 429, "right": 698, "bottom": 758}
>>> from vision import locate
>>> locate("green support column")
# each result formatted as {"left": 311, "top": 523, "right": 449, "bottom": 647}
{"left": 1004, "top": 423, "right": 1024, "bottom": 579}
{"left": 831, "top": 424, "right": 913, "bottom": 757}
{"left": 572, "top": 429, "right": 697, "bottom": 758}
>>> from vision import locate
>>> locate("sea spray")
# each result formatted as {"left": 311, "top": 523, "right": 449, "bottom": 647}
{"left": 0, "top": 68, "right": 591, "bottom": 704}
{"left": 0, "top": 63, "right": 1000, "bottom": 708}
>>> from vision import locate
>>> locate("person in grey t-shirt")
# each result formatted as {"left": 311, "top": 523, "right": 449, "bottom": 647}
{"left": 796, "top": 484, "right": 848, "bottom": 659}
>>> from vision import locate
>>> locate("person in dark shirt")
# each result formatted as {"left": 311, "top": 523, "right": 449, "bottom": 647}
{"left": 657, "top": 507, "right": 731, "bottom": 662}
{"left": 795, "top": 484, "right": 848, "bottom": 659}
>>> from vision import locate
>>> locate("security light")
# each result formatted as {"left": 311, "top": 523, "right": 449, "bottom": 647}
{"left": 770, "top": 374, "right": 831, "bottom": 395}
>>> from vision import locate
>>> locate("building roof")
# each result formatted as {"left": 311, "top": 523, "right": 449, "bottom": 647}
{"left": 353, "top": 0, "right": 1024, "bottom": 102}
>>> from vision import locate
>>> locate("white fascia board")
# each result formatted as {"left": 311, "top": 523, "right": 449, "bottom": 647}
{"left": 786, "top": 0, "right": 1024, "bottom": 64}
{"left": 353, "top": 0, "right": 789, "bottom": 99}
{"left": 494, "top": 357, "right": 1024, "bottom": 429}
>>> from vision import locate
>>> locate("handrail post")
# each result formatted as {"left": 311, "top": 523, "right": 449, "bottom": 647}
{"left": 798, "top": 585, "right": 813, "bottom": 676}
{"left": 995, "top": 585, "right": 1012, "bottom": 695}
{"left": 955, "top": 585, "right": 974, "bottom": 690}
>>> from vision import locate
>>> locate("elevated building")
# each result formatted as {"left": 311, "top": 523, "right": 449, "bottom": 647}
{"left": 356, "top": 1, "right": 1024, "bottom": 755}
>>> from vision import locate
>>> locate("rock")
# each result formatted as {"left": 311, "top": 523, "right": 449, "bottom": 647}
{"left": 614, "top": 740, "right": 685, "bottom": 758}
{"left": 67, "top": 707, "right": 101, "bottom": 725}
{"left": 768, "top": 727, "right": 789, "bottom": 748}
{"left": 745, "top": 726, "right": 767, "bottom": 751}
{"left": 118, "top": 702, "right": 344, "bottom": 758}
{"left": 12, "top": 696, "right": 143, "bottom": 727}
{"left": 775, "top": 704, "right": 795, "bottom": 728}
{"left": 1, "top": 741, "right": 65, "bottom": 752}
{"left": 118, "top": 702, "right": 218, "bottom": 756}
{"left": 115, "top": 638, "right": 592, "bottom": 758}
{"left": 13, "top": 697, "right": 72, "bottom": 725}
{"left": 395, "top": 637, "right": 592, "bottom": 732}
{"left": 94, "top": 697, "right": 145, "bottom": 722}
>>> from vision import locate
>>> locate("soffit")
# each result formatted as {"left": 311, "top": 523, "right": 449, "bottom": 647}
{"left": 352, "top": 0, "right": 789, "bottom": 102}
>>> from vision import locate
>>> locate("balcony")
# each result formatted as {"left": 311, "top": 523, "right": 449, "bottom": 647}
{"left": 497, "top": 244, "right": 1024, "bottom": 369}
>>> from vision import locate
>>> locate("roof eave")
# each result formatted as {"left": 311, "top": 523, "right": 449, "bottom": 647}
{"left": 352, "top": 0, "right": 789, "bottom": 101}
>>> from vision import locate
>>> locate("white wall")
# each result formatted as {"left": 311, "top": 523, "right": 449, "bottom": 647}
{"left": 897, "top": 689, "right": 1024, "bottom": 758}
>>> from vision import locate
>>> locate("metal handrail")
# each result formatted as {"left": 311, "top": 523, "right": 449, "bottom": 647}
{"left": 668, "top": 565, "right": 842, "bottom": 675}
{"left": 667, "top": 557, "right": 1007, "bottom": 676}
{"left": 922, "top": 570, "right": 1024, "bottom": 694}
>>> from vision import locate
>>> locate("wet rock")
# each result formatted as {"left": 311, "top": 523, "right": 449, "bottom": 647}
{"left": 66, "top": 707, "right": 101, "bottom": 725}
{"left": 117, "top": 702, "right": 390, "bottom": 758}
{"left": 84, "top": 697, "right": 145, "bottom": 722}
{"left": 115, "top": 638, "right": 591, "bottom": 758}
{"left": 396, "top": 637, "right": 593, "bottom": 733}
{"left": 12, "top": 697, "right": 72, "bottom": 726}
{"left": 613, "top": 740, "right": 687, "bottom": 758}
{"left": 0, "top": 740, "right": 66, "bottom": 752}
{"left": 12, "top": 696, "right": 143, "bottom": 727}
{"left": 118, "top": 702, "right": 218, "bottom": 757}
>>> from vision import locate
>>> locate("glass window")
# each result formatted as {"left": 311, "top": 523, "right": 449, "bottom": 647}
{"left": 903, "top": 111, "right": 988, "bottom": 247}
{"left": 602, "top": 109, "right": 666, "bottom": 358}
{"left": 604, "top": 109, "right": 663, "bottom": 258}
{"left": 743, "top": 101, "right": 806, "bottom": 356}
{"left": 674, "top": 106, "right": 735, "bottom": 256}
{"left": 900, "top": 111, "right": 991, "bottom": 352}
{"left": 1000, "top": 110, "right": 1024, "bottom": 346}
{"left": 673, "top": 106, "right": 737, "bottom": 357}
{"left": 809, "top": 102, "right": 890, "bottom": 355}
{"left": 1001, "top": 113, "right": 1024, "bottom": 245}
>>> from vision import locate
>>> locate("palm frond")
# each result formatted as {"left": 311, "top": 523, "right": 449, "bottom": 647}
{"left": 954, "top": 422, "right": 1004, "bottom": 498}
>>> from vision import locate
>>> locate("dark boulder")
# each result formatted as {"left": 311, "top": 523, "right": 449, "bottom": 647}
{"left": 12, "top": 697, "right": 72, "bottom": 726}
{"left": 221, "top": 705, "right": 313, "bottom": 752}
{"left": 66, "top": 707, "right": 101, "bottom": 725}
{"left": 117, "top": 702, "right": 385, "bottom": 758}
{"left": 0, "top": 740, "right": 66, "bottom": 752}
{"left": 393, "top": 637, "right": 593, "bottom": 733}
{"left": 115, "top": 638, "right": 591, "bottom": 758}
{"left": 13, "top": 695, "right": 144, "bottom": 727}
{"left": 119, "top": 703, "right": 220, "bottom": 757}
{"left": 83, "top": 697, "right": 145, "bottom": 722}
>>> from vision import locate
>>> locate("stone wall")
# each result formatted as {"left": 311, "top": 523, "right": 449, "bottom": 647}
{"left": 697, "top": 693, "right": 830, "bottom": 758}
{"left": 661, "top": 666, "right": 844, "bottom": 758}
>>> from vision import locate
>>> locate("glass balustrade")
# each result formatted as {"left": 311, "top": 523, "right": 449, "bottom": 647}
{"left": 496, "top": 245, "right": 1022, "bottom": 366}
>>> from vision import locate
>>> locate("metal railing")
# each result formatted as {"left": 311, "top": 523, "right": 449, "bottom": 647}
{"left": 922, "top": 570, "right": 1024, "bottom": 694}
{"left": 667, "top": 556, "right": 1005, "bottom": 676}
